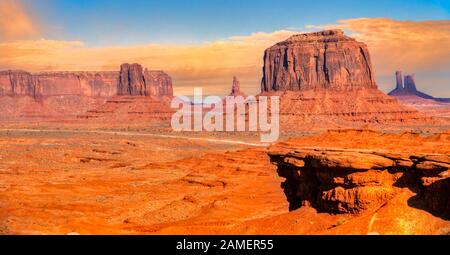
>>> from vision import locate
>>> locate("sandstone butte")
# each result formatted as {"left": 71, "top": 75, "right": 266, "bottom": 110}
{"left": 261, "top": 29, "right": 376, "bottom": 92}
{"left": 0, "top": 63, "right": 173, "bottom": 98}
{"left": 256, "top": 29, "right": 436, "bottom": 129}
{"left": 0, "top": 63, "right": 174, "bottom": 121}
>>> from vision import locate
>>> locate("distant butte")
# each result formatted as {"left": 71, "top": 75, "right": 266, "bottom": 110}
{"left": 387, "top": 71, "right": 450, "bottom": 119}
{"left": 261, "top": 29, "right": 377, "bottom": 92}
{"left": 388, "top": 71, "right": 450, "bottom": 103}
{"left": 229, "top": 76, "right": 247, "bottom": 97}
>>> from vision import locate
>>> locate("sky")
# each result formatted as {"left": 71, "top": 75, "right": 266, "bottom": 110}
{"left": 1, "top": 0, "right": 449, "bottom": 96}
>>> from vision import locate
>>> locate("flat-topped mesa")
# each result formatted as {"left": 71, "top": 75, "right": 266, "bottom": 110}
{"left": 144, "top": 69, "right": 173, "bottom": 97}
{"left": 268, "top": 130, "right": 450, "bottom": 217}
{"left": 261, "top": 29, "right": 377, "bottom": 92}
{"left": 277, "top": 29, "right": 352, "bottom": 45}
{"left": 0, "top": 63, "right": 173, "bottom": 98}
{"left": 0, "top": 70, "right": 119, "bottom": 97}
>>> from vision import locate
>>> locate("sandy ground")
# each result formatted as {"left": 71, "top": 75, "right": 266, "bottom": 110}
{"left": 0, "top": 128, "right": 448, "bottom": 235}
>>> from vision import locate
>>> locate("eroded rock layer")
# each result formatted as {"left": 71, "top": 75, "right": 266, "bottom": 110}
{"left": 269, "top": 129, "right": 450, "bottom": 218}
{"left": 79, "top": 96, "right": 175, "bottom": 123}
{"left": 387, "top": 72, "right": 450, "bottom": 119}
{"left": 388, "top": 71, "right": 450, "bottom": 103}
{"left": 0, "top": 64, "right": 173, "bottom": 98}
{"left": 117, "top": 63, "right": 173, "bottom": 97}
{"left": 252, "top": 89, "right": 433, "bottom": 131}
{"left": 261, "top": 29, "right": 377, "bottom": 92}
{"left": 0, "top": 64, "right": 173, "bottom": 121}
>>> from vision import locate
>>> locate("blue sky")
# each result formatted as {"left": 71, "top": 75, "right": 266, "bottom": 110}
{"left": 27, "top": 0, "right": 450, "bottom": 47}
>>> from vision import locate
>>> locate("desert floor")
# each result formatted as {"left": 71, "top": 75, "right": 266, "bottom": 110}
{"left": 0, "top": 128, "right": 449, "bottom": 235}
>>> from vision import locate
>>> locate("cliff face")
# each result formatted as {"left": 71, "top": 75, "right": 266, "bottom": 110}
{"left": 117, "top": 63, "right": 173, "bottom": 97}
{"left": 271, "top": 147, "right": 449, "bottom": 216}
{"left": 0, "top": 63, "right": 173, "bottom": 98}
{"left": 269, "top": 129, "right": 450, "bottom": 218}
{"left": 261, "top": 30, "right": 377, "bottom": 92}
{"left": 0, "top": 70, "right": 118, "bottom": 97}
{"left": 144, "top": 69, "right": 173, "bottom": 97}
{"left": 35, "top": 72, "right": 118, "bottom": 97}
{"left": 118, "top": 63, "right": 146, "bottom": 96}
{"left": 0, "top": 70, "right": 35, "bottom": 97}
{"left": 229, "top": 76, "right": 247, "bottom": 97}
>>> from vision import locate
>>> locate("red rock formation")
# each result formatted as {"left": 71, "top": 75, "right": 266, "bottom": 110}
{"left": 261, "top": 29, "right": 377, "bottom": 92}
{"left": 118, "top": 63, "right": 146, "bottom": 96}
{"left": 79, "top": 96, "right": 174, "bottom": 122}
{"left": 0, "top": 64, "right": 173, "bottom": 121}
{"left": 395, "top": 71, "right": 403, "bottom": 91}
{"left": 269, "top": 130, "right": 450, "bottom": 217}
{"left": 35, "top": 71, "right": 118, "bottom": 97}
{"left": 388, "top": 72, "right": 450, "bottom": 118}
{"left": 0, "top": 127, "right": 448, "bottom": 234}
{"left": 0, "top": 95, "right": 108, "bottom": 120}
{"left": 0, "top": 64, "right": 173, "bottom": 98}
{"left": 229, "top": 76, "right": 247, "bottom": 97}
{"left": 255, "top": 30, "right": 432, "bottom": 127}
{"left": 404, "top": 74, "right": 417, "bottom": 91}
{"left": 0, "top": 70, "right": 117, "bottom": 97}
{"left": 267, "top": 89, "right": 432, "bottom": 130}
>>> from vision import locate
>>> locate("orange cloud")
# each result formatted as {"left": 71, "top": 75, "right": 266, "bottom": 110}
{"left": 314, "top": 18, "right": 450, "bottom": 75}
{"left": 0, "top": 0, "right": 38, "bottom": 40}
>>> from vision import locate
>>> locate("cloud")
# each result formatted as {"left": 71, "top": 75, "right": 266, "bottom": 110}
{"left": 314, "top": 18, "right": 450, "bottom": 74}
{"left": 0, "top": 0, "right": 38, "bottom": 40}
{"left": 310, "top": 18, "right": 450, "bottom": 96}
{"left": 1, "top": 18, "right": 449, "bottom": 97}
